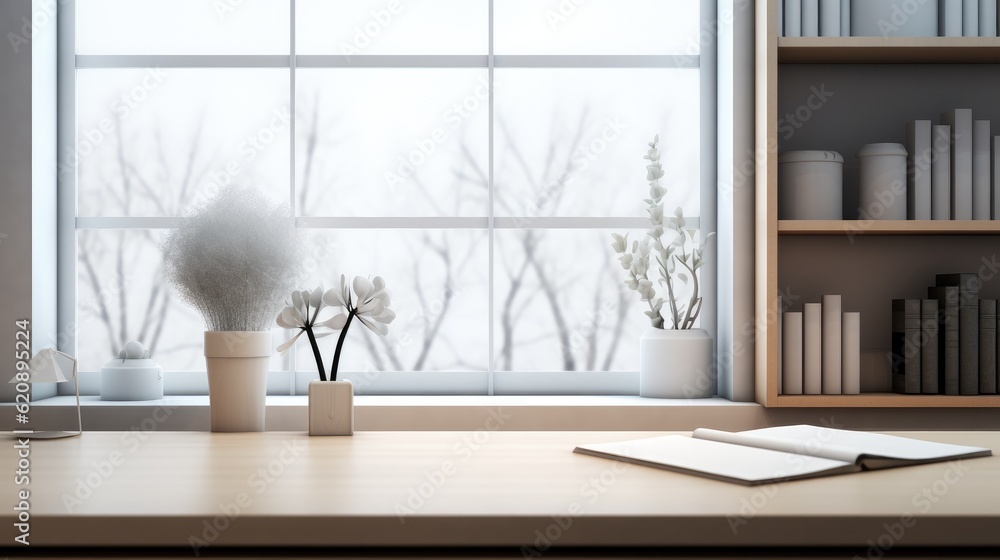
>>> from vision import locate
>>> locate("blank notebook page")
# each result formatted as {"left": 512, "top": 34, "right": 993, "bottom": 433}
{"left": 739, "top": 425, "right": 991, "bottom": 461}
{"left": 576, "top": 435, "right": 851, "bottom": 484}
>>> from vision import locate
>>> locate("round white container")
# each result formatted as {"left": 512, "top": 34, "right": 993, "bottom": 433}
{"left": 851, "top": 0, "right": 937, "bottom": 37}
{"left": 857, "top": 143, "right": 908, "bottom": 221}
{"left": 101, "top": 358, "right": 163, "bottom": 401}
{"left": 778, "top": 150, "right": 844, "bottom": 220}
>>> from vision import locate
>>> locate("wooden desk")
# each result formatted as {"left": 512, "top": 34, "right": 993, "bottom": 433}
{"left": 2, "top": 431, "right": 999, "bottom": 552}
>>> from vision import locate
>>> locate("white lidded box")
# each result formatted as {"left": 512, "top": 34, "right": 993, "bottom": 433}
{"left": 778, "top": 150, "right": 844, "bottom": 220}
{"left": 857, "top": 142, "right": 908, "bottom": 221}
{"left": 101, "top": 358, "right": 163, "bottom": 401}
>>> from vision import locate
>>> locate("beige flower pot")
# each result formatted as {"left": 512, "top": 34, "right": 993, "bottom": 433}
{"left": 308, "top": 379, "right": 354, "bottom": 436}
{"left": 639, "top": 328, "right": 714, "bottom": 398}
{"left": 204, "top": 331, "right": 271, "bottom": 432}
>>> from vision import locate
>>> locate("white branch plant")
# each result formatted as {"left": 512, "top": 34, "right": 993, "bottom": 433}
{"left": 612, "top": 135, "right": 714, "bottom": 330}
{"left": 276, "top": 275, "right": 395, "bottom": 381}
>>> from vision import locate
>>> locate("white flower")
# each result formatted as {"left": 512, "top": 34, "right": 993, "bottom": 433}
{"left": 323, "top": 275, "right": 396, "bottom": 337}
{"left": 275, "top": 285, "right": 334, "bottom": 354}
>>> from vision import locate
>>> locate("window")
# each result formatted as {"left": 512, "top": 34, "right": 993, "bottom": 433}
{"left": 61, "top": 0, "right": 716, "bottom": 395}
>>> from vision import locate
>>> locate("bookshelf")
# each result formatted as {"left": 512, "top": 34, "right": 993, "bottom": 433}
{"left": 754, "top": 1, "right": 1000, "bottom": 407}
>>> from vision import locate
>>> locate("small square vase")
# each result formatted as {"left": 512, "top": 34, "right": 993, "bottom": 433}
{"left": 308, "top": 379, "right": 354, "bottom": 436}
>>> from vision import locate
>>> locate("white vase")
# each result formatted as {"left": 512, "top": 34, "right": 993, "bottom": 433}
{"left": 308, "top": 379, "right": 354, "bottom": 436}
{"left": 639, "top": 328, "right": 714, "bottom": 399}
{"left": 204, "top": 331, "right": 271, "bottom": 432}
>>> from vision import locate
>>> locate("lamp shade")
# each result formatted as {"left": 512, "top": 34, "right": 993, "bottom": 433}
{"left": 8, "top": 348, "right": 73, "bottom": 384}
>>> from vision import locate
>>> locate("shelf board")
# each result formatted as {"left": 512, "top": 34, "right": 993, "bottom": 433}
{"left": 778, "top": 36, "right": 1000, "bottom": 63}
{"left": 773, "top": 393, "right": 1000, "bottom": 407}
{"left": 778, "top": 220, "right": 1000, "bottom": 235}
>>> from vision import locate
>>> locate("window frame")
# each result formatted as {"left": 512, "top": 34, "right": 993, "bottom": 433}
{"left": 56, "top": 0, "right": 718, "bottom": 397}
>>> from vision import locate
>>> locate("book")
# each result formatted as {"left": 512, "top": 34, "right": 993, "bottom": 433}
{"left": 802, "top": 0, "right": 819, "bottom": 36}
{"left": 941, "top": 109, "right": 973, "bottom": 219}
{"left": 840, "top": 0, "right": 850, "bottom": 35}
{"left": 932, "top": 124, "right": 952, "bottom": 220}
{"left": 779, "top": 0, "right": 784, "bottom": 35}
{"left": 928, "top": 285, "right": 961, "bottom": 395}
{"left": 573, "top": 425, "right": 991, "bottom": 486}
{"left": 891, "top": 299, "right": 922, "bottom": 394}
{"left": 981, "top": 0, "right": 998, "bottom": 35}
{"left": 940, "top": 0, "right": 964, "bottom": 36}
{"left": 973, "top": 120, "right": 991, "bottom": 219}
{"left": 936, "top": 273, "right": 980, "bottom": 394}
{"left": 964, "top": 0, "right": 980, "bottom": 35}
{"left": 785, "top": 0, "right": 803, "bottom": 36}
{"left": 803, "top": 303, "right": 822, "bottom": 394}
{"left": 819, "top": 0, "right": 840, "bottom": 36}
{"left": 981, "top": 299, "right": 997, "bottom": 394}
{"left": 782, "top": 312, "right": 803, "bottom": 395}
{"left": 842, "top": 312, "right": 861, "bottom": 394}
{"left": 921, "top": 299, "right": 939, "bottom": 394}
{"left": 994, "top": 136, "right": 1000, "bottom": 219}
{"left": 822, "top": 295, "right": 842, "bottom": 394}
{"left": 906, "top": 120, "right": 933, "bottom": 220}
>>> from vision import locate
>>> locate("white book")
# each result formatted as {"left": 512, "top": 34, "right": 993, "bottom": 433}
{"left": 779, "top": 0, "right": 785, "bottom": 36}
{"left": 907, "top": 120, "right": 933, "bottom": 220}
{"left": 940, "top": 0, "right": 964, "bottom": 36}
{"left": 822, "top": 295, "right": 842, "bottom": 394}
{"left": 964, "top": 0, "right": 980, "bottom": 35}
{"left": 786, "top": 0, "right": 803, "bottom": 36}
{"left": 974, "top": 120, "right": 992, "bottom": 219}
{"left": 932, "top": 124, "right": 952, "bottom": 220}
{"left": 941, "top": 109, "right": 973, "bottom": 219}
{"left": 841, "top": 0, "right": 851, "bottom": 35}
{"left": 994, "top": 136, "right": 1000, "bottom": 219}
{"left": 819, "top": 0, "right": 840, "bottom": 35}
{"left": 802, "top": 0, "right": 820, "bottom": 36}
{"left": 804, "top": 303, "right": 822, "bottom": 394}
{"left": 842, "top": 312, "right": 861, "bottom": 394}
{"left": 782, "top": 312, "right": 803, "bottom": 395}
{"left": 981, "top": 0, "right": 998, "bottom": 35}
{"left": 574, "top": 425, "right": 992, "bottom": 486}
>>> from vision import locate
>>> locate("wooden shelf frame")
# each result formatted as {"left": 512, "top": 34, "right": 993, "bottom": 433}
{"left": 779, "top": 36, "right": 1000, "bottom": 63}
{"left": 772, "top": 393, "right": 1000, "bottom": 408}
{"left": 778, "top": 220, "right": 1000, "bottom": 235}
{"left": 754, "top": 1, "right": 1000, "bottom": 408}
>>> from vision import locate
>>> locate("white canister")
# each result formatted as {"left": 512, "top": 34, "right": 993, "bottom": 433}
{"left": 101, "top": 358, "right": 164, "bottom": 401}
{"left": 778, "top": 150, "right": 844, "bottom": 220}
{"left": 857, "top": 143, "right": 908, "bottom": 221}
{"left": 851, "top": 0, "right": 937, "bottom": 37}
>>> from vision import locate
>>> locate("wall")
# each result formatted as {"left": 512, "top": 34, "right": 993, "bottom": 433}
{"left": 0, "top": 0, "right": 58, "bottom": 402}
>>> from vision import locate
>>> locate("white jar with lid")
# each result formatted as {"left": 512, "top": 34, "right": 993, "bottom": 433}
{"left": 778, "top": 150, "right": 844, "bottom": 220}
{"left": 101, "top": 358, "right": 163, "bottom": 401}
{"left": 857, "top": 142, "right": 908, "bottom": 221}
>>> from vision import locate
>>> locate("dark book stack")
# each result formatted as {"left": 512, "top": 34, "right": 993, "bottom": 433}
{"left": 892, "top": 274, "right": 999, "bottom": 395}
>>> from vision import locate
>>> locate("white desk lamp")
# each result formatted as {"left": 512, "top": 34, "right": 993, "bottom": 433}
{"left": 8, "top": 348, "right": 82, "bottom": 438}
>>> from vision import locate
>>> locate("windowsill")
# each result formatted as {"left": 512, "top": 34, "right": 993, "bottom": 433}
{"left": 6, "top": 394, "right": 999, "bottom": 432}
{"left": 9, "top": 395, "right": 767, "bottom": 431}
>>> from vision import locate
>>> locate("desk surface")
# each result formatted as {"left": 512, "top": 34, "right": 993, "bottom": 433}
{"left": 2, "top": 430, "right": 999, "bottom": 548}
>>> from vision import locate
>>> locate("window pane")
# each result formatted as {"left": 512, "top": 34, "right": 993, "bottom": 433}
{"left": 76, "top": 230, "right": 294, "bottom": 372}
{"left": 296, "top": 69, "right": 488, "bottom": 217}
{"left": 76, "top": 0, "right": 289, "bottom": 55}
{"left": 494, "top": 69, "right": 700, "bottom": 218}
{"left": 493, "top": 229, "right": 646, "bottom": 372}
{"left": 495, "top": 0, "right": 700, "bottom": 55}
{"left": 76, "top": 69, "right": 290, "bottom": 217}
{"left": 296, "top": 0, "right": 487, "bottom": 55}
{"left": 292, "top": 230, "right": 489, "bottom": 374}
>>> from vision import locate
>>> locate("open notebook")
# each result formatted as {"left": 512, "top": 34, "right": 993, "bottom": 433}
{"left": 574, "top": 425, "right": 991, "bottom": 486}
